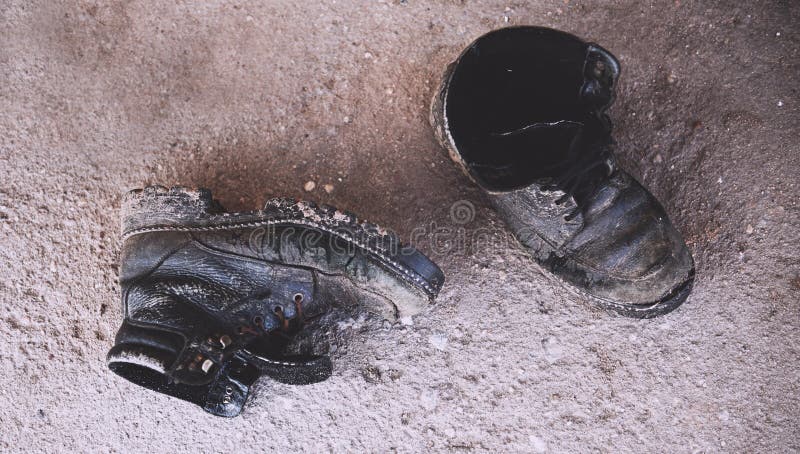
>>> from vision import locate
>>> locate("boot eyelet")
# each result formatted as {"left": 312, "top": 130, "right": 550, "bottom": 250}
{"left": 293, "top": 293, "right": 304, "bottom": 303}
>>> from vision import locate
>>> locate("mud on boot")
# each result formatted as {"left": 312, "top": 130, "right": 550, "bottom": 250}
{"left": 107, "top": 185, "right": 444, "bottom": 416}
{"left": 430, "top": 26, "right": 694, "bottom": 317}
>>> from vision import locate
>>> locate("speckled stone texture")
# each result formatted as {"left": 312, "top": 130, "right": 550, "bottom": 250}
{"left": 0, "top": 0, "right": 798, "bottom": 451}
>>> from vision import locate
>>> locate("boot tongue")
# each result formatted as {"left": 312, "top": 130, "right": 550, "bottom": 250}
{"left": 551, "top": 132, "right": 615, "bottom": 209}
{"left": 487, "top": 116, "right": 613, "bottom": 204}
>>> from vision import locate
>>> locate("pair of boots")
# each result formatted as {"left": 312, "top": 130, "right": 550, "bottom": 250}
{"left": 107, "top": 27, "right": 695, "bottom": 417}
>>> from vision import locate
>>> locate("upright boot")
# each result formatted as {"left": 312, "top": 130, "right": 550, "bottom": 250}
{"left": 107, "top": 186, "right": 443, "bottom": 416}
{"left": 430, "top": 26, "right": 694, "bottom": 317}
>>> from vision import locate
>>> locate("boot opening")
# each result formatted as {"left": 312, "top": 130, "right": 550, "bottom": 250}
{"left": 444, "top": 26, "right": 603, "bottom": 191}
{"left": 108, "top": 359, "right": 207, "bottom": 406}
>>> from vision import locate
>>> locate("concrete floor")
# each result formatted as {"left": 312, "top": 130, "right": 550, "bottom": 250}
{"left": 1, "top": 0, "right": 798, "bottom": 451}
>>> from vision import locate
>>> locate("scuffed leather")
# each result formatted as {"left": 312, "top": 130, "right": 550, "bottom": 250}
{"left": 110, "top": 230, "right": 367, "bottom": 416}
{"left": 431, "top": 26, "right": 695, "bottom": 314}
{"left": 108, "top": 190, "right": 443, "bottom": 415}
{"left": 490, "top": 171, "right": 694, "bottom": 305}
{"left": 491, "top": 185, "right": 583, "bottom": 249}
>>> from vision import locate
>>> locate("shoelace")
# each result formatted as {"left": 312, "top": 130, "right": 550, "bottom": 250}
{"left": 543, "top": 140, "right": 615, "bottom": 222}
{"left": 230, "top": 292, "right": 330, "bottom": 383}
{"left": 270, "top": 293, "right": 305, "bottom": 332}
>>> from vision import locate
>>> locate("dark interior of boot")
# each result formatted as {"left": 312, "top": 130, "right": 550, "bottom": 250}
{"left": 444, "top": 27, "right": 595, "bottom": 190}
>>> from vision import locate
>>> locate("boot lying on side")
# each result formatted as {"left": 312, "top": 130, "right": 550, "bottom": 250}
{"left": 430, "top": 26, "right": 694, "bottom": 317}
{"left": 107, "top": 186, "right": 443, "bottom": 416}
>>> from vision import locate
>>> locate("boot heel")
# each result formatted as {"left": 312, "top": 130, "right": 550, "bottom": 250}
{"left": 122, "top": 185, "right": 220, "bottom": 235}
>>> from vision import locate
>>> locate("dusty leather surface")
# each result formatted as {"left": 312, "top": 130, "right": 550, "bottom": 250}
{"left": 432, "top": 26, "right": 695, "bottom": 309}
{"left": 111, "top": 214, "right": 439, "bottom": 415}
{"left": 492, "top": 171, "right": 694, "bottom": 304}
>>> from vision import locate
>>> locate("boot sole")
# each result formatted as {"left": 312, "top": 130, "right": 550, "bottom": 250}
{"left": 521, "top": 228, "right": 693, "bottom": 318}
{"left": 554, "top": 266, "right": 694, "bottom": 318}
{"left": 120, "top": 186, "right": 444, "bottom": 305}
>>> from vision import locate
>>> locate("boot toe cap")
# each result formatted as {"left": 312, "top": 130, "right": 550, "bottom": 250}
{"left": 559, "top": 176, "right": 695, "bottom": 316}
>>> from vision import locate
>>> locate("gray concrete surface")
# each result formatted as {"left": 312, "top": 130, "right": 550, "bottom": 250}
{"left": 1, "top": 0, "right": 798, "bottom": 452}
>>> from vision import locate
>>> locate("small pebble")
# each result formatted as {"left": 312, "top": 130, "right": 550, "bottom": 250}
{"left": 745, "top": 224, "right": 754, "bottom": 234}
{"left": 323, "top": 184, "right": 334, "bottom": 194}
{"left": 529, "top": 435, "right": 548, "bottom": 453}
{"left": 304, "top": 181, "right": 316, "bottom": 192}
{"left": 777, "top": 101, "right": 783, "bottom": 107}
{"left": 542, "top": 336, "right": 563, "bottom": 363}
{"left": 428, "top": 334, "right": 448, "bottom": 351}
{"left": 667, "top": 72, "right": 677, "bottom": 84}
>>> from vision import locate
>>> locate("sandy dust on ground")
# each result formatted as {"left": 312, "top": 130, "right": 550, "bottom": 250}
{"left": 1, "top": 0, "right": 798, "bottom": 452}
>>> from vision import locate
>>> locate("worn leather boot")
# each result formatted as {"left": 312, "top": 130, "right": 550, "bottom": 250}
{"left": 107, "top": 186, "right": 443, "bottom": 416}
{"left": 430, "top": 26, "right": 694, "bottom": 317}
